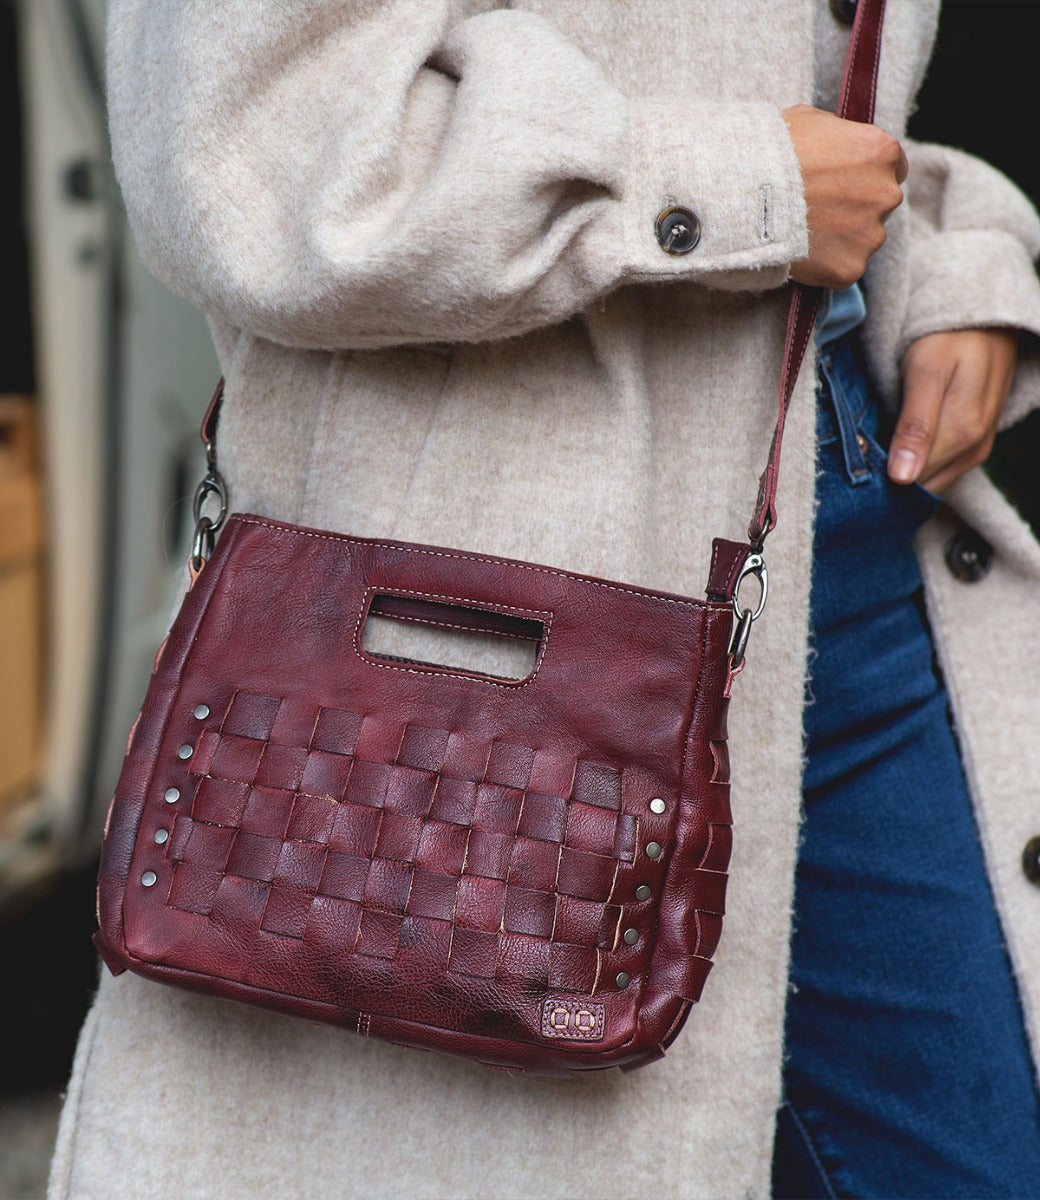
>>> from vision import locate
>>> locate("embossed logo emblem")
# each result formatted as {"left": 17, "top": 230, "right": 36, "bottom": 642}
{"left": 541, "top": 998, "right": 606, "bottom": 1041}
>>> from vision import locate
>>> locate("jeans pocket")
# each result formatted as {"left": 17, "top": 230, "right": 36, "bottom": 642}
{"left": 856, "top": 424, "right": 944, "bottom": 515}
{"left": 772, "top": 1101, "right": 840, "bottom": 1200}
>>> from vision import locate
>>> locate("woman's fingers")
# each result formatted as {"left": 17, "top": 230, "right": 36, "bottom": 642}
{"left": 892, "top": 329, "right": 1018, "bottom": 493}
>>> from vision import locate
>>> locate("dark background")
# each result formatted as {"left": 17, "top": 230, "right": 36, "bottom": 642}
{"left": 908, "top": 0, "right": 1040, "bottom": 530}
{"left": 909, "top": 0, "right": 1040, "bottom": 205}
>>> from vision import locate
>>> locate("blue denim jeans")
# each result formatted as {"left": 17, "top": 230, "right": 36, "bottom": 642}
{"left": 771, "top": 334, "right": 1040, "bottom": 1198}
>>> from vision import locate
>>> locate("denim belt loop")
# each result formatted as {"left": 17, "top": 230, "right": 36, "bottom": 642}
{"left": 816, "top": 339, "right": 871, "bottom": 486}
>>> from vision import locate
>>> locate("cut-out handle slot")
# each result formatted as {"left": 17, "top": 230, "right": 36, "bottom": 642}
{"left": 360, "top": 593, "right": 545, "bottom": 683}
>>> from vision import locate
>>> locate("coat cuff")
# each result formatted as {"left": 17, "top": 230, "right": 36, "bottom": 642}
{"left": 903, "top": 229, "right": 1040, "bottom": 428}
{"left": 620, "top": 100, "right": 808, "bottom": 290}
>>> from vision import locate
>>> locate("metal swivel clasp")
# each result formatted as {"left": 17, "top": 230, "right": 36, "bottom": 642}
{"left": 728, "top": 552, "right": 768, "bottom": 670}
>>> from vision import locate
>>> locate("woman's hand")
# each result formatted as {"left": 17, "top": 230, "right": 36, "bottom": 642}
{"left": 890, "top": 329, "right": 1018, "bottom": 493}
{"left": 783, "top": 104, "right": 907, "bottom": 289}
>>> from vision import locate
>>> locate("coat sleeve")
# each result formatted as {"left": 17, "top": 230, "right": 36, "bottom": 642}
{"left": 901, "top": 139, "right": 1040, "bottom": 428}
{"left": 106, "top": 0, "right": 809, "bottom": 350}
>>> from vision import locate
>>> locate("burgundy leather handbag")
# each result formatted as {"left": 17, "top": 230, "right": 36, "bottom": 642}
{"left": 94, "top": 0, "right": 885, "bottom": 1075}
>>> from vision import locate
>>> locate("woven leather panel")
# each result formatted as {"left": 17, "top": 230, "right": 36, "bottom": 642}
{"left": 161, "top": 692, "right": 638, "bottom": 996}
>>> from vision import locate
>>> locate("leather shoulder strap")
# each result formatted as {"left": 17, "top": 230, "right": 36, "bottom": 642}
{"left": 747, "top": 0, "right": 886, "bottom": 547}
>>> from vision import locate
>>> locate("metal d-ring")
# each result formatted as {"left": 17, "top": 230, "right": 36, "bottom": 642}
{"left": 729, "top": 553, "right": 768, "bottom": 668}
{"left": 190, "top": 516, "right": 215, "bottom": 573}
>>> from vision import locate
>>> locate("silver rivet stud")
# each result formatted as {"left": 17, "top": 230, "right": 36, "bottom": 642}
{"left": 649, "top": 797, "right": 666, "bottom": 815}
{"left": 154, "top": 829, "right": 169, "bottom": 845}
{"left": 635, "top": 884, "right": 652, "bottom": 902}
{"left": 164, "top": 787, "right": 180, "bottom": 804}
{"left": 193, "top": 704, "right": 210, "bottom": 720}
{"left": 616, "top": 972, "right": 631, "bottom": 989}
{"left": 623, "top": 928, "right": 639, "bottom": 946}
{"left": 141, "top": 871, "right": 157, "bottom": 888}
{"left": 646, "top": 841, "right": 662, "bottom": 859}
{"left": 177, "top": 744, "right": 194, "bottom": 760}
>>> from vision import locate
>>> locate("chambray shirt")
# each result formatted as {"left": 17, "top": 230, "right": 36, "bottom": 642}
{"left": 817, "top": 282, "right": 867, "bottom": 346}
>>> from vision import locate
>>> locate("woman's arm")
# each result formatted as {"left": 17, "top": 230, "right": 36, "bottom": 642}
{"left": 108, "top": 0, "right": 818, "bottom": 350}
{"left": 887, "top": 141, "right": 1040, "bottom": 490}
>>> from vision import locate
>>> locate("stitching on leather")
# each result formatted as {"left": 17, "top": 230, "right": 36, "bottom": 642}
{"left": 868, "top": 6, "right": 883, "bottom": 116}
{"left": 708, "top": 541, "right": 747, "bottom": 598}
{"left": 756, "top": 288, "right": 811, "bottom": 537}
{"left": 759, "top": 287, "right": 817, "bottom": 535}
{"left": 838, "top": 0, "right": 881, "bottom": 123}
{"left": 840, "top": 12, "right": 865, "bottom": 116}
{"left": 234, "top": 516, "right": 726, "bottom": 612}
{"left": 723, "top": 552, "right": 746, "bottom": 597}
{"left": 366, "top": 586, "right": 550, "bottom": 625}
{"left": 353, "top": 587, "right": 553, "bottom": 690}
{"left": 364, "top": 586, "right": 548, "bottom": 644}
{"left": 365, "top": 609, "right": 538, "bottom": 643}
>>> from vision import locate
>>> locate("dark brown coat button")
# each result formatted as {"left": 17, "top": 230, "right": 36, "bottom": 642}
{"left": 1023, "top": 837, "right": 1040, "bottom": 886}
{"left": 656, "top": 207, "right": 701, "bottom": 255}
{"left": 830, "top": 0, "right": 858, "bottom": 24}
{"left": 944, "top": 527, "right": 993, "bottom": 583}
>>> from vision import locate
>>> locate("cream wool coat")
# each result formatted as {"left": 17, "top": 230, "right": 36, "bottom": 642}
{"left": 51, "top": 3, "right": 1040, "bottom": 1197}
